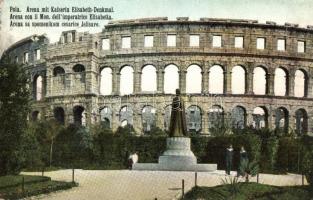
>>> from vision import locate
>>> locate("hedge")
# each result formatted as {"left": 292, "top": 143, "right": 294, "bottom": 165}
{"left": 22, "top": 123, "right": 313, "bottom": 174}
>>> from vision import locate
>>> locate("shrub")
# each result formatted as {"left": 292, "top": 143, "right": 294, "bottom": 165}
{"left": 115, "top": 125, "right": 136, "bottom": 136}
{"left": 53, "top": 125, "right": 93, "bottom": 168}
{"left": 239, "top": 159, "right": 259, "bottom": 182}
{"left": 20, "top": 126, "right": 44, "bottom": 170}
{"left": 260, "top": 136, "right": 279, "bottom": 173}
{"left": 302, "top": 144, "right": 313, "bottom": 192}
{"left": 276, "top": 137, "right": 301, "bottom": 173}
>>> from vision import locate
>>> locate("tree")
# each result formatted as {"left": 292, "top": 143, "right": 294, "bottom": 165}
{"left": 44, "top": 119, "right": 63, "bottom": 167}
{"left": 0, "top": 56, "right": 30, "bottom": 175}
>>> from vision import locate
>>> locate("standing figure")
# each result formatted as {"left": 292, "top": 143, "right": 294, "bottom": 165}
{"left": 238, "top": 146, "right": 248, "bottom": 176}
{"left": 128, "top": 153, "right": 133, "bottom": 170}
{"left": 128, "top": 151, "right": 139, "bottom": 170}
{"left": 169, "top": 89, "right": 187, "bottom": 137}
{"left": 225, "top": 145, "right": 234, "bottom": 175}
{"left": 132, "top": 152, "right": 138, "bottom": 165}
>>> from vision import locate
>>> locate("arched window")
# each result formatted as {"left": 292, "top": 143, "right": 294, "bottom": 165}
{"left": 54, "top": 107, "right": 65, "bottom": 125}
{"left": 142, "top": 106, "right": 156, "bottom": 133}
{"left": 34, "top": 75, "right": 43, "bottom": 101}
{"left": 209, "top": 65, "right": 224, "bottom": 94}
{"left": 253, "top": 67, "right": 267, "bottom": 95}
{"left": 274, "top": 107, "right": 288, "bottom": 133}
{"left": 119, "top": 106, "right": 133, "bottom": 125}
{"left": 31, "top": 111, "right": 40, "bottom": 121}
{"left": 208, "top": 105, "right": 224, "bottom": 130}
{"left": 231, "top": 106, "right": 246, "bottom": 129}
{"left": 120, "top": 66, "right": 134, "bottom": 95}
{"left": 73, "top": 64, "right": 85, "bottom": 83}
{"left": 294, "top": 69, "right": 307, "bottom": 97}
{"left": 231, "top": 65, "right": 246, "bottom": 94}
{"left": 164, "top": 64, "right": 179, "bottom": 94}
{"left": 141, "top": 65, "right": 157, "bottom": 92}
{"left": 100, "top": 68, "right": 112, "bottom": 95}
{"left": 295, "top": 109, "right": 308, "bottom": 135}
{"left": 186, "top": 65, "right": 202, "bottom": 93}
{"left": 274, "top": 67, "right": 287, "bottom": 96}
{"left": 73, "top": 106, "right": 85, "bottom": 126}
{"left": 73, "top": 64, "right": 85, "bottom": 72}
{"left": 186, "top": 105, "right": 202, "bottom": 133}
{"left": 252, "top": 107, "right": 267, "bottom": 129}
{"left": 100, "top": 106, "right": 112, "bottom": 128}
{"left": 53, "top": 66, "right": 65, "bottom": 76}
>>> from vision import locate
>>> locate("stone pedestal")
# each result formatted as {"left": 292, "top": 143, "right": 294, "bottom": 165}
{"left": 133, "top": 137, "right": 217, "bottom": 172}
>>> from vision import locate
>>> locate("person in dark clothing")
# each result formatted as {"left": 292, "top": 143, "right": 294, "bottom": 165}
{"left": 225, "top": 145, "right": 234, "bottom": 175}
{"left": 238, "top": 146, "right": 249, "bottom": 176}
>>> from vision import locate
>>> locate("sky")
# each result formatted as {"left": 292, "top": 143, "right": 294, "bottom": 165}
{"left": 1, "top": 0, "right": 313, "bottom": 54}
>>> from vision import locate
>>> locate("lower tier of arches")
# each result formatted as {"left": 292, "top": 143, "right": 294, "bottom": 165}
{"left": 30, "top": 94, "right": 313, "bottom": 136}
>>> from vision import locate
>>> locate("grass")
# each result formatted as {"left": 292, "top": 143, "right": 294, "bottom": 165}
{"left": 183, "top": 182, "right": 312, "bottom": 200}
{"left": 0, "top": 175, "right": 77, "bottom": 200}
{"left": 0, "top": 175, "right": 50, "bottom": 189}
{"left": 22, "top": 166, "right": 64, "bottom": 172}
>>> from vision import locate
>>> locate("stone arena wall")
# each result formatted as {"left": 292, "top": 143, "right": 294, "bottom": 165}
{"left": 2, "top": 17, "right": 313, "bottom": 135}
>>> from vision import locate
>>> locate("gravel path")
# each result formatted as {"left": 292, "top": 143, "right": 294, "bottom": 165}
{"left": 22, "top": 170, "right": 307, "bottom": 200}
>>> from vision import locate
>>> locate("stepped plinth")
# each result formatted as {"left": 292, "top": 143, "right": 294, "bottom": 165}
{"left": 133, "top": 137, "right": 217, "bottom": 171}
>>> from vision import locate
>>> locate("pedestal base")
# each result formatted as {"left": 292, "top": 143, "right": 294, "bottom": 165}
{"left": 133, "top": 137, "right": 217, "bottom": 172}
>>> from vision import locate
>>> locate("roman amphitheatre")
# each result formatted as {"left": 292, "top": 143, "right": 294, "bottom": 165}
{"left": 2, "top": 17, "right": 313, "bottom": 136}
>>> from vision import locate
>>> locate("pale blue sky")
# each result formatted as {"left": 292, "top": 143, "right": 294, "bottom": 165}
{"left": 1, "top": 0, "right": 313, "bottom": 53}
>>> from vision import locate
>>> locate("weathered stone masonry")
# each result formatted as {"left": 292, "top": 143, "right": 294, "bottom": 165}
{"left": 2, "top": 17, "right": 313, "bottom": 135}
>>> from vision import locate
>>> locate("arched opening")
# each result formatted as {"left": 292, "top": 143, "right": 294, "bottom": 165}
{"left": 252, "top": 107, "right": 267, "bottom": 129}
{"left": 73, "top": 64, "right": 85, "bottom": 72}
{"left": 164, "top": 64, "right": 179, "bottom": 94}
{"left": 274, "top": 107, "right": 289, "bottom": 134}
{"left": 186, "top": 105, "right": 202, "bottom": 133}
{"left": 54, "top": 107, "right": 65, "bottom": 125}
{"left": 141, "top": 65, "right": 157, "bottom": 92}
{"left": 31, "top": 111, "right": 40, "bottom": 121}
{"left": 100, "top": 106, "right": 112, "bottom": 128}
{"left": 295, "top": 109, "right": 308, "bottom": 135}
{"left": 100, "top": 67, "right": 112, "bottom": 95}
{"left": 120, "top": 66, "right": 134, "bottom": 95}
{"left": 119, "top": 106, "right": 133, "bottom": 126}
{"left": 208, "top": 105, "right": 224, "bottom": 130}
{"left": 53, "top": 66, "right": 65, "bottom": 76}
{"left": 73, "top": 64, "right": 86, "bottom": 83}
{"left": 164, "top": 105, "right": 172, "bottom": 131}
{"left": 209, "top": 65, "right": 224, "bottom": 94}
{"left": 294, "top": 69, "right": 307, "bottom": 97}
{"left": 186, "top": 65, "right": 202, "bottom": 93}
{"left": 231, "top": 106, "right": 246, "bottom": 129}
{"left": 274, "top": 67, "right": 287, "bottom": 96}
{"left": 231, "top": 66, "right": 246, "bottom": 94}
{"left": 253, "top": 67, "right": 267, "bottom": 95}
{"left": 73, "top": 106, "right": 85, "bottom": 126}
{"left": 34, "top": 75, "right": 43, "bottom": 101}
{"left": 142, "top": 106, "right": 156, "bottom": 133}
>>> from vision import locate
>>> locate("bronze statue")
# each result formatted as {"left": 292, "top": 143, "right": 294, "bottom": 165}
{"left": 169, "top": 89, "right": 188, "bottom": 137}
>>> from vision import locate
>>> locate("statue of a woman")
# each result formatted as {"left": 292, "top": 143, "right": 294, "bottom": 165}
{"left": 168, "top": 89, "right": 188, "bottom": 137}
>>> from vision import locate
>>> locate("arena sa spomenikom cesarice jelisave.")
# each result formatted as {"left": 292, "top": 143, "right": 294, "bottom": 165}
{"left": 2, "top": 17, "right": 313, "bottom": 136}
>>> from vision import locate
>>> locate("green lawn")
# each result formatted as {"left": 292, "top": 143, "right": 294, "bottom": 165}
{"left": 183, "top": 183, "right": 312, "bottom": 200}
{"left": 0, "top": 175, "right": 77, "bottom": 199}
